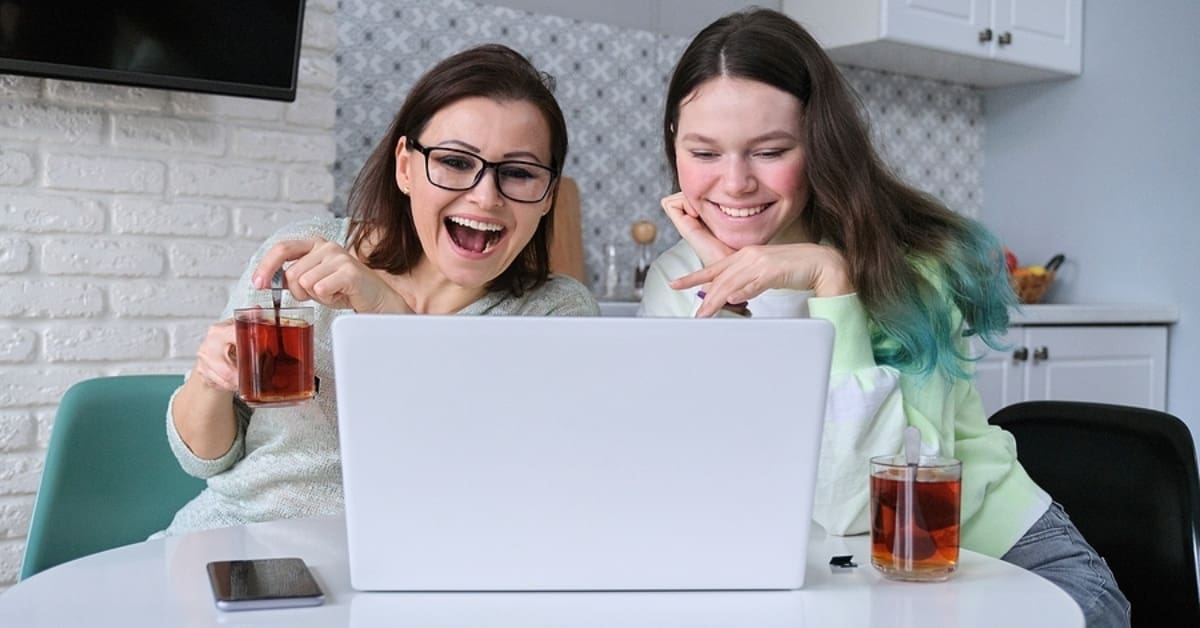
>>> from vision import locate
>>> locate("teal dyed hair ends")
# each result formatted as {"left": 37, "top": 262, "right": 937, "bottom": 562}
{"left": 870, "top": 220, "right": 1016, "bottom": 381}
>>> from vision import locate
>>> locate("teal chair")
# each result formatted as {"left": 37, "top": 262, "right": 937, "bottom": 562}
{"left": 20, "top": 374, "right": 205, "bottom": 580}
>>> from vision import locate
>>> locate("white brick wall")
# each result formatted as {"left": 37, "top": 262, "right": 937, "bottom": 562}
{"left": 0, "top": 0, "right": 337, "bottom": 590}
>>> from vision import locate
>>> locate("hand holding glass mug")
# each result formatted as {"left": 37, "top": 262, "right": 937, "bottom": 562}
{"left": 234, "top": 266, "right": 315, "bottom": 408}
{"left": 234, "top": 306, "right": 315, "bottom": 407}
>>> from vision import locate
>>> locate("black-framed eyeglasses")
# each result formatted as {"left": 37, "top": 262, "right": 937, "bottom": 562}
{"left": 407, "top": 139, "right": 558, "bottom": 203}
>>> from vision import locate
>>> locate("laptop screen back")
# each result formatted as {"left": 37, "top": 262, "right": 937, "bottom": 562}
{"left": 333, "top": 315, "right": 833, "bottom": 591}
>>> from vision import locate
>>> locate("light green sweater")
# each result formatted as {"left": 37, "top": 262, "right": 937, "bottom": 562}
{"left": 640, "top": 240, "right": 1050, "bottom": 558}
{"left": 157, "top": 216, "right": 600, "bottom": 537}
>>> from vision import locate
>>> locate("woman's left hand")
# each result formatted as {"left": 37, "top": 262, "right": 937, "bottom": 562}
{"left": 670, "top": 243, "right": 854, "bottom": 317}
{"left": 252, "top": 238, "right": 411, "bottom": 314}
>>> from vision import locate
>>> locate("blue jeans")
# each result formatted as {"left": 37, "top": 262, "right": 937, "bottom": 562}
{"left": 1001, "top": 502, "right": 1131, "bottom": 628}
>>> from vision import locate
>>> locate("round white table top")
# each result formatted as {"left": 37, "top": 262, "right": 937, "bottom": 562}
{"left": 0, "top": 515, "right": 1082, "bottom": 627}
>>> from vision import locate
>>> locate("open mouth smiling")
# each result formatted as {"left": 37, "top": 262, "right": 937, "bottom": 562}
{"left": 445, "top": 216, "right": 506, "bottom": 254}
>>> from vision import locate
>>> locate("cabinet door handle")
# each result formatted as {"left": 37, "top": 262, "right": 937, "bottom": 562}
{"left": 998, "top": 31, "right": 1013, "bottom": 46}
{"left": 978, "top": 28, "right": 993, "bottom": 42}
{"left": 1033, "top": 346, "right": 1049, "bottom": 363}
{"left": 1012, "top": 347, "right": 1029, "bottom": 362}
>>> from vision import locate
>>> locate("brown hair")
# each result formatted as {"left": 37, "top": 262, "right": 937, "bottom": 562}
{"left": 663, "top": 9, "right": 1013, "bottom": 378}
{"left": 345, "top": 44, "right": 567, "bottom": 295}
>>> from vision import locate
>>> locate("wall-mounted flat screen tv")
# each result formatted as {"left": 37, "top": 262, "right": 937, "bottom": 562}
{"left": 0, "top": 1, "right": 305, "bottom": 101}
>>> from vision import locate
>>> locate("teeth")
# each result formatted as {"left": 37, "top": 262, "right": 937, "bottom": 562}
{"left": 483, "top": 231, "right": 501, "bottom": 253}
{"left": 718, "top": 204, "right": 768, "bottom": 218}
{"left": 448, "top": 216, "right": 503, "bottom": 231}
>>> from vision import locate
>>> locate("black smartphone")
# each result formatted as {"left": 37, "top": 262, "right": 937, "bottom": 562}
{"left": 206, "top": 557, "right": 325, "bottom": 611}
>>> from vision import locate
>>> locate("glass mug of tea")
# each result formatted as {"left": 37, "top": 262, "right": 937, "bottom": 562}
{"left": 233, "top": 306, "right": 315, "bottom": 407}
{"left": 869, "top": 454, "right": 962, "bottom": 582}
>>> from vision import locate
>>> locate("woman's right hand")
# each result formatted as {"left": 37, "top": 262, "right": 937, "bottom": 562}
{"left": 660, "top": 192, "right": 735, "bottom": 268}
{"left": 174, "top": 319, "right": 241, "bottom": 460}
{"left": 191, "top": 319, "right": 238, "bottom": 393}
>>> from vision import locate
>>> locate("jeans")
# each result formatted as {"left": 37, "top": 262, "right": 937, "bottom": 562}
{"left": 1001, "top": 502, "right": 1131, "bottom": 628}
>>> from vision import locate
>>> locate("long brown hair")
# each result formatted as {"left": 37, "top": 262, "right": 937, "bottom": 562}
{"left": 345, "top": 44, "right": 567, "bottom": 295}
{"left": 663, "top": 9, "right": 1013, "bottom": 378}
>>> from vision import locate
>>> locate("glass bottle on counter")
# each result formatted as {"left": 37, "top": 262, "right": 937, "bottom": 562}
{"left": 600, "top": 242, "right": 620, "bottom": 299}
{"left": 631, "top": 221, "right": 657, "bottom": 299}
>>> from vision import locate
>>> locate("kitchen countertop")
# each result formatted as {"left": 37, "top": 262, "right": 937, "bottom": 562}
{"left": 1010, "top": 303, "right": 1178, "bottom": 325}
{"left": 599, "top": 299, "right": 1178, "bottom": 325}
{"left": 597, "top": 298, "right": 640, "bottom": 317}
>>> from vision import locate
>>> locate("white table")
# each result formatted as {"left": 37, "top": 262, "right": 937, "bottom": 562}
{"left": 0, "top": 515, "right": 1083, "bottom": 627}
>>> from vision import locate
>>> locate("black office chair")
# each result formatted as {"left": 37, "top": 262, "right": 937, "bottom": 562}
{"left": 989, "top": 401, "right": 1200, "bottom": 627}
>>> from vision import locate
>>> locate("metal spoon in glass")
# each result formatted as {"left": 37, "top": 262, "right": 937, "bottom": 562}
{"left": 271, "top": 268, "right": 284, "bottom": 323}
{"left": 260, "top": 268, "right": 298, "bottom": 383}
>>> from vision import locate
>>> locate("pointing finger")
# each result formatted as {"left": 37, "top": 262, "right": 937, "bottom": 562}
{"left": 251, "top": 240, "right": 320, "bottom": 289}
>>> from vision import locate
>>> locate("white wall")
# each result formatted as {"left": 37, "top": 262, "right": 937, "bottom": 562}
{"left": 982, "top": 1, "right": 1200, "bottom": 441}
{"left": 0, "top": 0, "right": 338, "bottom": 589}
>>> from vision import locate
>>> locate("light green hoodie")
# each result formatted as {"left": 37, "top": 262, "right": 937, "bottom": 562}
{"left": 640, "top": 239, "right": 1050, "bottom": 558}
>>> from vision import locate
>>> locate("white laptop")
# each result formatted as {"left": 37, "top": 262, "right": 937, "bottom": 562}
{"left": 331, "top": 315, "right": 833, "bottom": 591}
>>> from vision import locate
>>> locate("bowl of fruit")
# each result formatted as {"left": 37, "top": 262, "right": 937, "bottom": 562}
{"left": 1006, "top": 250, "right": 1065, "bottom": 304}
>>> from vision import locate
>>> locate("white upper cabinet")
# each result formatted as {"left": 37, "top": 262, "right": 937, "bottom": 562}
{"left": 782, "top": 0, "right": 1083, "bottom": 87}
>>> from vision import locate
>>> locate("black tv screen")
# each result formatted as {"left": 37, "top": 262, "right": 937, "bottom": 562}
{"left": 0, "top": 1, "right": 305, "bottom": 101}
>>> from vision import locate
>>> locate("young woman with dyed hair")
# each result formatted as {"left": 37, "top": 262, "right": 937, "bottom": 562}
{"left": 640, "top": 9, "right": 1128, "bottom": 627}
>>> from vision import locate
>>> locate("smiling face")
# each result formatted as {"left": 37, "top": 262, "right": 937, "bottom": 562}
{"left": 395, "top": 97, "right": 554, "bottom": 290}
{"left": 674, "top": 76, "right": 810, "bottom": 250}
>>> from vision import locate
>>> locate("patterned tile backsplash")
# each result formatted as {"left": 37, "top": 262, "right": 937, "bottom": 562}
{"left": 336, "top": 0, "right": 983, "bottom": 290}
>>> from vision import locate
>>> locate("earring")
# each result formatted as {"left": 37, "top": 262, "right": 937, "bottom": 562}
{"left": 401, "top": 185, "right": 410, "bottom": 195}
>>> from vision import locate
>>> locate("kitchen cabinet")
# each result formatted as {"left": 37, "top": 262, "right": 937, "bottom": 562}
{"left": 972, "top": 325, "right": 1168, "bottom": 417}
{"left": 781, "top": 0, "right": 1083, "bottom": 88}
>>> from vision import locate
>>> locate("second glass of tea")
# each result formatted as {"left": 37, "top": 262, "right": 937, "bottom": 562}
{"left": 869, "top": 454, "right": 962, "bottom": 582}
{"left": 234, "top": 306, "right": 315, "bottom": 407}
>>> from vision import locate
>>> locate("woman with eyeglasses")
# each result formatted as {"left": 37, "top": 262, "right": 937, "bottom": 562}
{"left": 157, "top": 44, "right": 598, "bottom": 537}
{"left": 639, "top": 9, "right": 1129, "bottom": 627}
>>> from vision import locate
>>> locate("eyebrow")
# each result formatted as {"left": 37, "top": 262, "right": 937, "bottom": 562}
{"left": 679, "top": 130, "right": 799, "bottom": 144}
{"left": 438, "top": 139, "right": 548, "bottom": 164}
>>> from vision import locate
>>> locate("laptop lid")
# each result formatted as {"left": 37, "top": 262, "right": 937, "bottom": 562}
{"left": 332, "top": 315, "right": 833, "bottom": 591}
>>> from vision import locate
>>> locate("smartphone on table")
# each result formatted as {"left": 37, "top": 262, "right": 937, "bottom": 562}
{"left": 206, "top": 557, "right": 325, "bottom": 611}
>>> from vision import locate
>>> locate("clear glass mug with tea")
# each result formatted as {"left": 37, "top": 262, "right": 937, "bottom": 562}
{"left": 233, "top": 306, "right": 315, "bottom": 407}
{"left": 869, "top": 453, "right": 962, "bottom": 582}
